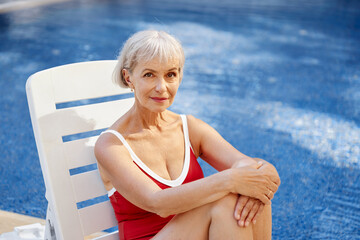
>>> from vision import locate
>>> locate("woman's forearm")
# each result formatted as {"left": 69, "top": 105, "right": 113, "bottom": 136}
{"left": 147, "top": 159, "right": 276, "bottom": 218}
{"left": 147, "top": 169, "right": 235, "bottom": 218}
{"left": 231, "top": 156, "right": 258, "bottom": 168}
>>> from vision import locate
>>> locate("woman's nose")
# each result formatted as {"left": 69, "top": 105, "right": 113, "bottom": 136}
{"left": 155, "top": 78, "right": 166, "bottom": 92}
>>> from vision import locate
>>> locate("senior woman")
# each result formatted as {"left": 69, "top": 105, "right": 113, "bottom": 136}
{"left": 95, "top": 30, "right": 280, "bottom": 240}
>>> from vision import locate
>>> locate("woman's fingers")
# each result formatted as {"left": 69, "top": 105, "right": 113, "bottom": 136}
{"left": 267, "top": 179, "right": 279, "bottom": 193}
{"left": 238, "top": 198, "right": 255, "bottom": 227}
{"left": 234, "top": 196, "right": 267, "bottom": 227}
{"left": 251, "top": 202, "right": 264, "bottom": 224}
{"left": 234, "top": 195, "right": 248, "bottom": 220}
{"left": 265, "top": 188, "right": 275, "bottom": 200}
{"left": 244, "top": 200, "right": 261, "bottom": 226}
{"left": 255, "top": 161, "right": 263, "bottom": 169}
{"left": 258, "top": 193, "right": 271, "bottom": 205}
{"left": 260, "top": 163, "right": 281, "bottom": 186}
{"left": 261, "top": 182, "right": 277, "bottom": 202}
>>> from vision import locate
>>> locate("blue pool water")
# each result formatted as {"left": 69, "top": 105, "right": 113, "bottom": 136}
{"left": 0, "top": 0, "right": 360, "bottom": 238}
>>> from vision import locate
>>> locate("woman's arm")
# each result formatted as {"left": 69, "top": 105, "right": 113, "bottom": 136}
{"left": 187, "top": 115, "right": 280, "bottom": 227}
{"left": 95, "top": 133, "right": 274, "bottom": 218}
{"left": 187, "top": 115, "right": 278, "bottom": 174}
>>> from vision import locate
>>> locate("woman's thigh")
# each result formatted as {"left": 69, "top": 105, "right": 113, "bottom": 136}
{"left": 152, "top": 200, "right": 213, "bottom": 240}
{"left": 153, "top": 194, "right": 253, "bottom": 240}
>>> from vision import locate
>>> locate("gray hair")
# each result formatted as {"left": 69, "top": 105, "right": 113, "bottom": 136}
{"left": 113, "top": 30, "right": 185, "bottom": 88}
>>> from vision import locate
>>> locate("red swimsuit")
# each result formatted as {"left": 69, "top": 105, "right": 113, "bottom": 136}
{"left": 103, "top": 115, "right": 204, "bottom": 240}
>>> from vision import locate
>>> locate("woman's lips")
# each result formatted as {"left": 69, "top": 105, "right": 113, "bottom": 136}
{"left": 151, "top": 97, "right": 168, "bottom": 103}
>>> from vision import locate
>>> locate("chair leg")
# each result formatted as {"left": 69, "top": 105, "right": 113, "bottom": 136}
{"left": 45, "top": 204, "right": 57, "bottom": 240}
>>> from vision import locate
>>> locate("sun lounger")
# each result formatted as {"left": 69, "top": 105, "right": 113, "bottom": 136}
{"left": 26, "top": 60, "right": 134, "bottom": 239}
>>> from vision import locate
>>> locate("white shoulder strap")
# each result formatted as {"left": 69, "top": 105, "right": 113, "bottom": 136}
{"left": 101, "top": 129, "right": 138, "bottom": 161}
{"left": 180, "top": 114, "right": 190, "bottom": 146}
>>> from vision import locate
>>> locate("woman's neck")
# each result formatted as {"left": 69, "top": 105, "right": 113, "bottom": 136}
{"left": 128, "top": 103, "right": 169, "bottom": 132}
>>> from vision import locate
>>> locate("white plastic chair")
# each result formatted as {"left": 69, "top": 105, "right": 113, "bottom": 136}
{"left": 26, "top": 60, "right": 134, "bottom": 240}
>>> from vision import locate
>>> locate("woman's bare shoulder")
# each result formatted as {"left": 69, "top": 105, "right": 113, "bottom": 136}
{"left": 185, "top": 115, "right": 211, "bottom": 157}
{"left": 94, "top": 130, "right": 129, "bottom": 164}
{"left": 186, "top": 114, "right": 201, "bottom": 122}
{"left": 186, "top": 114, "right": 211, "bottom": 133}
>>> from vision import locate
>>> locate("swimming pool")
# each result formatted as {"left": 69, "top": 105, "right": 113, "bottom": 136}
{"left": 0, "top": 0, "right": 359, "bottom": 238}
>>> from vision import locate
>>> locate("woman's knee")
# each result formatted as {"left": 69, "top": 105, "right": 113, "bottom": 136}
{"left": 210, "top": 193, "right": 238, "bottom": 218}
{"left": 208, "top": 194, "right": 254, "bottom": 240}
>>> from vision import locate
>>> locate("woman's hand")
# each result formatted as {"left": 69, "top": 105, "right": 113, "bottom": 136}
{"left": 254, "top": 158, "right": 280, "bottom": 181}
{"left": 257, "top": 160, "right": 281, "bottom": 198}
{"left": 231, "top": 158, "right": 280, "bottom": 226}
{"left": 234, "top": 195, "right": 264, "bottom": 227}
{"left": 231, "top": 161, "right": 280, "bottom": 204}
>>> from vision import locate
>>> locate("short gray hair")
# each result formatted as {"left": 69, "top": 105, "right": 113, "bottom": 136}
{"left": 113, "top": 30, "right": 185, "bottom": 88}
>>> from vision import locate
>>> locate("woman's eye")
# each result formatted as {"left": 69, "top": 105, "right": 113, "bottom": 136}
{"left": 167, "top": 72, "right": 176, "bottom": 78}
{"left": 144, "top": 73, "right": 153, "bottom": 77}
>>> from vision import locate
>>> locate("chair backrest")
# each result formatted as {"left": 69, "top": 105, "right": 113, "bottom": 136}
{"left": 26, "top": 60, "right": 134, "bottom": 240}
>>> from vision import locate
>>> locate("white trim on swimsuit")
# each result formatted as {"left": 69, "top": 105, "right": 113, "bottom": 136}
{"left": 102, "top": 115, "right": 191, "bottom": 197}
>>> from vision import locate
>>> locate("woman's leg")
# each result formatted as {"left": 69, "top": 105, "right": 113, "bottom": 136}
{"left": 208, "top": 194, "right": 253, "bottom": 240}
{"left": 252, "top": 204, "right": 272, "bottom": 240}
{"left": 153, "top": 194, "right": 254, "bottom": 240}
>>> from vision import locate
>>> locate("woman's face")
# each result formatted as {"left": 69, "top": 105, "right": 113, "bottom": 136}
{"left": 124, "top": 57, "right": 182, "bottom": 113}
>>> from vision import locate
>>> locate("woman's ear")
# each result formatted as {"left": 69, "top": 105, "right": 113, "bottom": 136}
{"left": 122, "top": 69, "right": 132, "bottom": 86}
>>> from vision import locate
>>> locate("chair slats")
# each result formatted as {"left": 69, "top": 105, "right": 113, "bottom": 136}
{"left": 63, "top": 136, "right": 98, "bottom": 169}
{"left": 71, "top": 170, "right": 108, "bottom": 203}
{"left": 55, "top": 98, "right": 134, "bottom": 136}
{"left": 79, "top": 201, "right": 117, "bottom": 236}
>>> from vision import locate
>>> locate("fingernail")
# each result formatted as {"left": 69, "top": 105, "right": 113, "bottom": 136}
{"left": 240, "top": 221, "right": 244, "bottom": 227}
{"left": 245, "top": 221, "right": 249, "bottom": 227}
{"left": 253, "top": 220, "right": 257, "bottom": 224}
